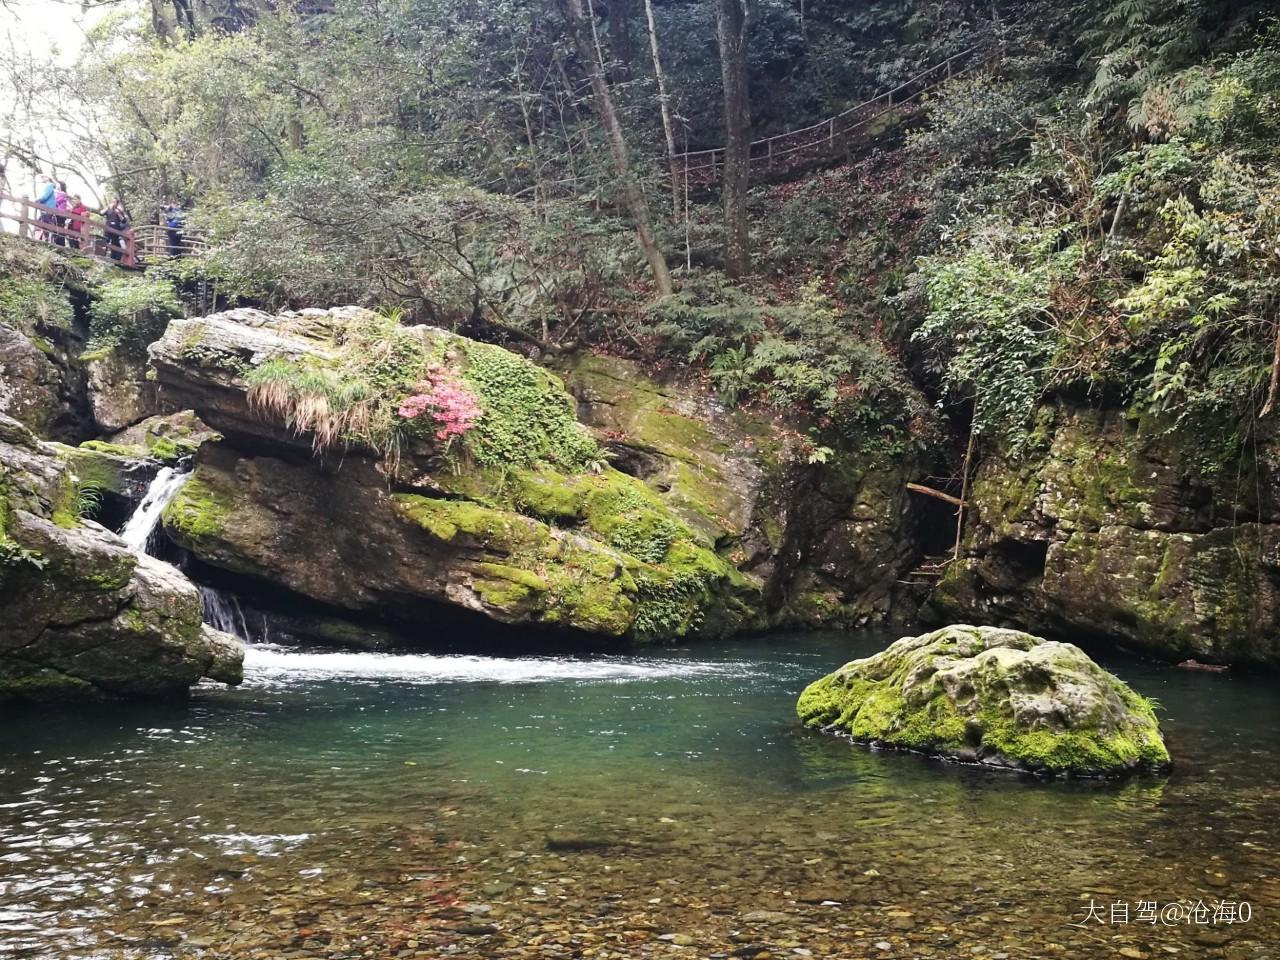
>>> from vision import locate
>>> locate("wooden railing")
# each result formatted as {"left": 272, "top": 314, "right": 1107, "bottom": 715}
{"left": 671, "top": 43, "right": 997, "bottom": 185}
{"left": 0, "top": 192, "right": 203, "bottom": 266}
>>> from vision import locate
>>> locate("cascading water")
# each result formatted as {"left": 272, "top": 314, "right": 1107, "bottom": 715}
{"left": 117, "top": 467, "right": 264, "bottom": 647}
{"left": 118, "top": 466, "right": 190, "bottom": 555}
{"left": 200, "top": 584, "right": 262, "bottom": 644}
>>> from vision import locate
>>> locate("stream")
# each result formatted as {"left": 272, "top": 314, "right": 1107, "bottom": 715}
{"left": 0, "top": 631, "right": 1276, "bottom": 959}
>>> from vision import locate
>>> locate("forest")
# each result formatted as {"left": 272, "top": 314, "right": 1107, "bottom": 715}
{"left": 0, "top": 0, "right": 1278, "bottom": 956}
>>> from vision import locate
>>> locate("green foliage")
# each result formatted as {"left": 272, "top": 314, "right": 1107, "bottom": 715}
{"left": 650, "top": 274, "right": 931, "bottom": 454}
{"left": 244, "top": 312, "right": 599, "bottom": 472}
{"left": 911, "top": 225, "right": 1073, "bottom": 452}
{"left": 88, "top": 276, "right": 183, "bottom": 359}
{"left": 0, "top": 277, "right": 74, "bottom": 334}
{"left": 73, "top": 481, "right": 103, "bottom": 521}
{"left": 457, "top": 343, "right": 600, "bottom": 471}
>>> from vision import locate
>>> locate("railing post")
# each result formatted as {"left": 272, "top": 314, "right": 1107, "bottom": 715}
{"left": 828, "top": 117, "right": 835, "bottom": 148}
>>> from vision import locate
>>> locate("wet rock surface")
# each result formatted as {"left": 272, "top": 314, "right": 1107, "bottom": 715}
{"left": 0, "top": 413, "right": 242, "bottom": 698}
{"left": 797, "top": 625, "right": 1169, "bottom": 775}
{"left": 934, "top": 403, "right": 1280, "bottom": 665}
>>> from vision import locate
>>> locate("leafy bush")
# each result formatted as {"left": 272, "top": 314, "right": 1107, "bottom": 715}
{"left": 0, "top": 277, "right": 73, "bottom": 334}
{"left": 88, "top": 276, "right": 183, "bottom": 359}
{"left": 650, "top": 274, "right": 932, "bottom": 454}
{"left": 911, "top": 224, "right": 1074, "bottom": 452}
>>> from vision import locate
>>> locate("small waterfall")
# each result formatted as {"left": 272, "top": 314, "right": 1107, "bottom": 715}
{"left": 118, "top": 466, "right": 189, "bottom": 555}
{"left": 117, "top": 465, "right": 268, "bottom": 650}
{"left": 200, "top": 585, "right": 261, "bottom": 644}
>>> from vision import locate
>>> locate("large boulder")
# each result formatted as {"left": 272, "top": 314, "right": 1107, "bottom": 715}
{"left": 797, "top": 624, "right": 1169, "bottom": 776}
{"left": 934, "top": 404, "right": 1280, "bottom": 665}
{"left": 149, "top": 308, "right": 766, "bottom": 641}
{"left": 0, "top": 413, "right": 243, "bottom": 699}
{"left": 85, "top": 345, "right": 156, "bottom": 432}
{"left": 148, "top": 307, "right": 927, "bottom": 643}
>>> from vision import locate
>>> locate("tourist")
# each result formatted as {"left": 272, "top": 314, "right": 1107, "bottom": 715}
{"left": 52, "top": 180, "right": 70, "bottom": 247}
{"left": 161, "top": 199, "right": 185, "bottom": 257}
{"left": 102, "top": 198, "right": 130, "bottom": 262}
{"left": 35, "top": 175, "right": 56, "bottom": 242}
{"left": 68, "top": 195, "right": 90, "bottom": 251}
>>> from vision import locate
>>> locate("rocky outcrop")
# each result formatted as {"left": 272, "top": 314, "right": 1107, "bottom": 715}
{"left": 0, "top": 277, "right": 91, "bottom": 440}
{"left": 933, "top": 405, "right": 1280, "bottom": 665}
{"left": 797, "top": 624, "right": 1169, "bottom": 776}
{"left": 559, "top": 354, "right": 922, "bottom": 628}
{"left": 0, "top": 414, "right": 243, "bottom": 699}
{"left": 146, "top": 308, "right": 925, "bottom": 644}
{"left": 148, "top": 308, "right": 773, "bottom": 642}
{"left": 85, "top": 345, "right": 156, "bottom": 432}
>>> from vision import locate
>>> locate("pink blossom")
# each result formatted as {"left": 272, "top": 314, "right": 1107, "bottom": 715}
{"left": 397, "top": 369, "right": 481, "bottom": 442}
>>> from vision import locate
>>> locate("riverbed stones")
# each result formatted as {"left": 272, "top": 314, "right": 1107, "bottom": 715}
{"left": 797, "top": 625, "right": 1170, "bottom": 775}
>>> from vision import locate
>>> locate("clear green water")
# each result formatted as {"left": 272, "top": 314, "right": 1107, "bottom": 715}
{"left": 1, "top": 630, "right": 1276, "bottom": 959}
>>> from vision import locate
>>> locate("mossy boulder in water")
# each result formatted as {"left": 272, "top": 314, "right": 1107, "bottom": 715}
{"left": 797, "top": 625, "right": 1169, "bottom": 776}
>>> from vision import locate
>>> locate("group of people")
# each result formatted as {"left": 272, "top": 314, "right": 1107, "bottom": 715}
{"left": 0, "top": 164, "right": 186, "bottom": 264}
{"left": 32, "top": 174, "right": 136, "bottom": 263}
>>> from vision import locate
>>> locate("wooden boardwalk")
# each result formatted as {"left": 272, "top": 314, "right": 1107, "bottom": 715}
{"left": 0, "top": 191, "right": 203, "bottom": 268}
{"left": 671, "top": 43, "right": 998, "bottom": 186}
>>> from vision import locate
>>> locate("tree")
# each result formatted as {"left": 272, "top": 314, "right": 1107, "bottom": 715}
{"left": 564, "top": 0, "right": 673, "bottom": 296}
{"left": 642, "top": 0, "right": 681, "bottom": 217}
{"left": 717, "top": 0, "right": 751, "bottom": 277}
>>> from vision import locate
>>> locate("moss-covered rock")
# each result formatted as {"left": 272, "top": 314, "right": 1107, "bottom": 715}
{"left": 0, "top": 412, "right": 243, "bottom": 699}
{"left": 112, "top": 410, "right": 221, "bottom": 463}
{"left": 798, "top": 624, "right": 1169, "bottom": 776}
{"left": 49, "top": 441, "right": 159, "bottom": 500}
{"left": 934, "top": 402, "right": 1280, "bottom": 665}
{"left": 0, "top": 243, "right": 97, "bottom": 441}
{"left": 85, "top": 344, "right": 156, "bottom": 433}
{"left": 147, "top": 309, "right": 779, "bottom": 642}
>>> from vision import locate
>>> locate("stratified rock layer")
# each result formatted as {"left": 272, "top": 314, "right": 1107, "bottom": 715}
{"left": 0, "top": 414, "right": 242, "bottom": 699}
{"left": 797, "top": 624, "right": 1169, "bottom": 776}
{"left": 933, "top": 404, "right": 1280, "bottom": 664}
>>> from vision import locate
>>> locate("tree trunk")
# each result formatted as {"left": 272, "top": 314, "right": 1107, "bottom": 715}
{"left": 642, "top": 0, "right": 681, "bottom": 217}
{"left": 717, "top": 0, "right": 752, "bottom": 277}
{"left": 565, "top": 0, "right": 673, "bottom": 297}
{"left": 1260, "top": 318, "right": 1280, "bottom": 418}
{"left": 606, "top": 0, "right": 635, "bottom": 78}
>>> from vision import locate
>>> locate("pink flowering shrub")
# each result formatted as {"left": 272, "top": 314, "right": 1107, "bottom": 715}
{"left": 397, "top": 368, "right": 482, "bottom": 442}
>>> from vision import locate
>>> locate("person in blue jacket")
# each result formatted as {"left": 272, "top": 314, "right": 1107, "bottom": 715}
{"left": 161, "top": 199, "right": 184, "bottom": 257}
{"left": 35, "top": 175, "right": 56, "bottom": 242}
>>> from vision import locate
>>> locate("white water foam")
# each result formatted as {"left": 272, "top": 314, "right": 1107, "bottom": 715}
{"left": 118, "top": 467, "right": 190, "bottom": 554}
{"left": 242, "top": 644, "right": 758, "bottom": 684}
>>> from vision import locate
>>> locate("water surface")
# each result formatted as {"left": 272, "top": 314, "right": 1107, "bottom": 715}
{"left": 1, "top": 631, "right": 1276, "bottom": 959}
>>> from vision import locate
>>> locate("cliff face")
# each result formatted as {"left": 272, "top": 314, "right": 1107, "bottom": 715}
{"left": 934, "top": 404, "right": 1280, "bottom": 665}
{"left": 0, "top": 414, "right": 242, "bottom": 699}
{"left": 145, "top": 307, "right": 921, "bottom": 644}
{"left": 13, "top": 234, "right": 1270, "bottom": 668}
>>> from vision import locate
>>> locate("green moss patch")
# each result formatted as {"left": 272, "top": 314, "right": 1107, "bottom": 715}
{"left": 163, "top": 475, "right": 232, "bottom": 546}
{"left": 798, "top": 624, "right": 1170, "bottom": 776}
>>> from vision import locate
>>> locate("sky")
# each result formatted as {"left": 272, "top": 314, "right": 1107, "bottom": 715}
{"left": 0, "top": 0, "right": 116, "bottom": 201}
